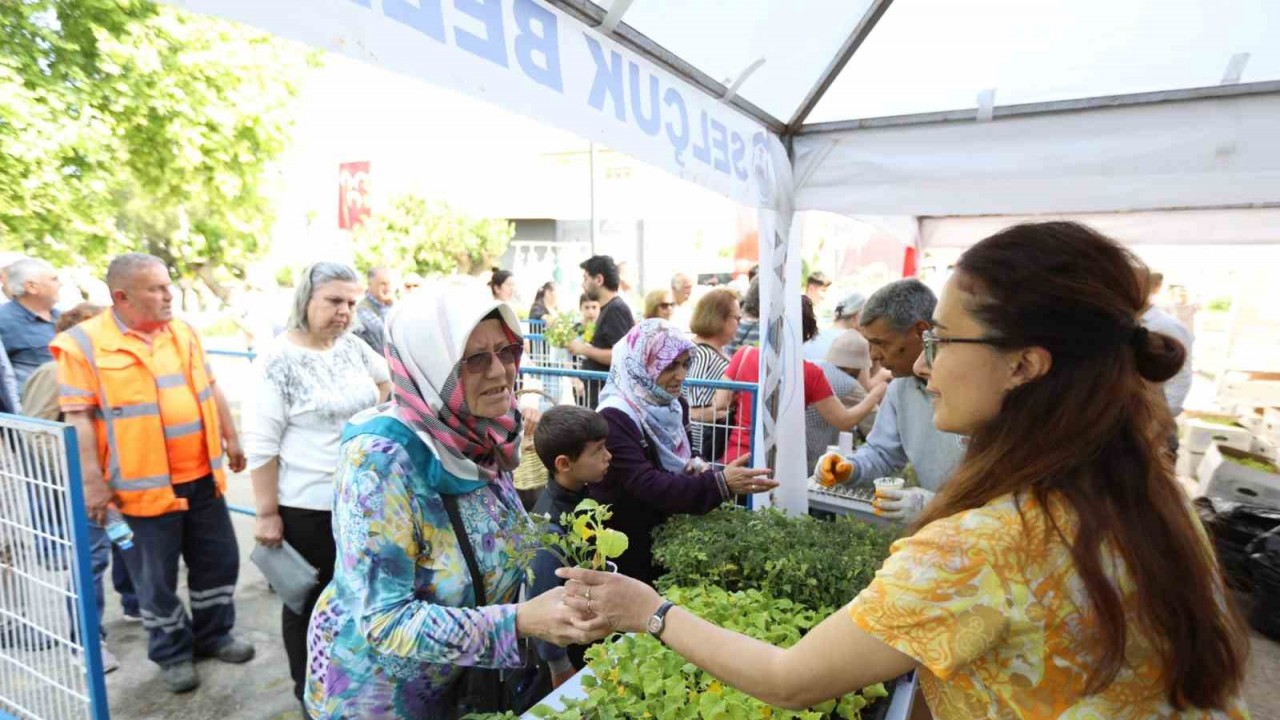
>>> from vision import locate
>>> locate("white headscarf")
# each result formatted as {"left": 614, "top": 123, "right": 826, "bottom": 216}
{"left": 382, "top": 281, "right": 523, "bottom": 482}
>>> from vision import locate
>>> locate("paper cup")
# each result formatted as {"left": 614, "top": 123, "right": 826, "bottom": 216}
{"left": 873, "top": 477, "right": 905, "bottom": 492}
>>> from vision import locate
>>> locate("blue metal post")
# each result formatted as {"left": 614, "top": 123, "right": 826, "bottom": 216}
{"left": 61, "top": 425, "right": 111, "bottom": 720}
{"left": 747, "top": 385, "right": 759, "bottom": 511}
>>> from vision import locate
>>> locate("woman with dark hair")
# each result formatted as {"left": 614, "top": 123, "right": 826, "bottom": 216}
{"left": 528, "top": 282, "right": 557, "bottom": 322}
{"left": 489, "top": 268, "right": 516, "bottom": 303}
{"left": 558, "top": 222, "right": 1249, "bottom": 718}
{"left": 718, "top": 297, "right": 882, "bottom": 464}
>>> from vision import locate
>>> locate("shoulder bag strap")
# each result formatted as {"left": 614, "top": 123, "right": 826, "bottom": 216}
{"left": 442, "top": 493, "right": 487, "bottom": 607}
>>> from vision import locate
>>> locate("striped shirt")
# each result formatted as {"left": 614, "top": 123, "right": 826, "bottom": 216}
{"left": 683, "top": 343, "right": 730, "bottom": 460}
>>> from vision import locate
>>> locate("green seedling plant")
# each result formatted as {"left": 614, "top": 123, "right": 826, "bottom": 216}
{"left": 653, "top": 505, "right": 895, "bottom": 612}
{"left": 518, "top": 498, "right": 629, "bottom": 573}
{"left": 543, "top": 312, "right": 593, "bottom": 347}
{"left": 522, "top": 585, "right": 888, "bottom": 719}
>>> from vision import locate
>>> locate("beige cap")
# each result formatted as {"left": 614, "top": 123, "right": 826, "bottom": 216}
{"left": 826, "top": 330, "right": 872, "bottom": 370}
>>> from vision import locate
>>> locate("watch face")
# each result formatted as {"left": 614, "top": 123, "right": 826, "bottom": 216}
{"left": 647, "top": 614, "right": 663, "bottom": 635}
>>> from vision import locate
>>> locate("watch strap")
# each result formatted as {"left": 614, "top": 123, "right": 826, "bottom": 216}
{"left": 649, "top": 600, "right": 675, "bottom": 640}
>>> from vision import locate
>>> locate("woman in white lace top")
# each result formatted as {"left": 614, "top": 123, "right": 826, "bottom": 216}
{"left": 241, "top": 262, "right": 390, "bottom": 711}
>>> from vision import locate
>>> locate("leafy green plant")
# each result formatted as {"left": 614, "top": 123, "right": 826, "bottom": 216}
{"left": 653, "top": 506, "right": 895, "bottom": 611}
{"left": 514, "top": 499, "right": 630, "bottom": 575}
{"left": 1, "top": 1, "right": 312, "bottom": 291}
{"left": 526, "top": 585, "right": 888, "bottom": 720}
{"left": 354, "top": 194, "right": 514, "bottom": 277}
{"left": 543, "top": 312, "right": 584, "bottom": 348}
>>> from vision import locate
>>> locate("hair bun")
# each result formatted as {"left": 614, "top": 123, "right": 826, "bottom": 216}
{"left": 1134, "top": 329, "right": 1186, "bottom": 383}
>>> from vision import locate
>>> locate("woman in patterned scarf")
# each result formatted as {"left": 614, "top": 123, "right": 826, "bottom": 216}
{"left": 304, "top": 281, "right": 605, "bottom": 719}
{"left": 588, "top": 319, "right": 776, "bottom": 585}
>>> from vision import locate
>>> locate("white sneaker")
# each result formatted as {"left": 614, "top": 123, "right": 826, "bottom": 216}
{"left": 100, "top": 644, "right": 120, "bottom": 674}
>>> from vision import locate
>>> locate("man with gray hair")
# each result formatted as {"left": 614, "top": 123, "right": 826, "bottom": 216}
{"left": 670, "top": 272, "right": 694, "bottom": 328}
{"left": 354, "top": 266, "right": 394, "bottom": 352}
{"left": 53, "top": 252, "right": 253, "bottom": 693}
{"left": 816, "top": 278, "right": 966, "bottom": 523}
{"left": 0, "top": 258, "right": 62, "bottom": 389}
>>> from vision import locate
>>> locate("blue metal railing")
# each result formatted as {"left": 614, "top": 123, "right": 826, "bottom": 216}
{"left": 0, "top": 414, "right": 110, "bottom": 720}
{"left": 207, "top": 348, "right": 761, "bottom": 513}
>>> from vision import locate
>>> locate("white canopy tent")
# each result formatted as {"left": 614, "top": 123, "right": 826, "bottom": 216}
{"left": 164, "top": 0, "right": 1280, "bottom": 512}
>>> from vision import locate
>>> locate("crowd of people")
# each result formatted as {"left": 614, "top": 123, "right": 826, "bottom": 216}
{"left": 0, "top": 221, "right": 1247, "bottom": 719}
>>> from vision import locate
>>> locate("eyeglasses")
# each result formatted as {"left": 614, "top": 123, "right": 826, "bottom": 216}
{"left": 658, "top": 302, "right": 676, "bottom": 310}
{"left": 460, "top": 343, "right": 523, "bottom": 374}
{"left": 921, "top": 329, "right": 1007, "bottom": 368}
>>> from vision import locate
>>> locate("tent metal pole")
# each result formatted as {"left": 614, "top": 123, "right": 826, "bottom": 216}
{"left": 784, "top": 0, "right": 895, "bottom": 133}
{"left": 544, "top": 0, "right": 787, "bottom": 133}
{"left": 796, "top": 80, "right": 1280, "bottom": 135}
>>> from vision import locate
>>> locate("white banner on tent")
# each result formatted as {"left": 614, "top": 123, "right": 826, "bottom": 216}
{"left": 166, "top": 0, "right": 770, "bottom": 208}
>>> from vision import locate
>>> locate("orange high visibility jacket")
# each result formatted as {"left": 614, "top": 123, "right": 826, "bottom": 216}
{"left": 52, "top": 313, "right": 226, "bottom": 517}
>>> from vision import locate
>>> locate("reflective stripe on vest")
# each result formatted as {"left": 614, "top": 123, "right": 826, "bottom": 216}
{"left": 67, "top": 326, "right": 138, "bottom": 491}
{"left": 163, "top": 420, "right": 204, "bottom": 440}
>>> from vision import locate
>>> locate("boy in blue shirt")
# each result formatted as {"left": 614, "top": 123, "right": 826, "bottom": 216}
{"left": 529, "top": 406, "right": 612, "bottom": 688}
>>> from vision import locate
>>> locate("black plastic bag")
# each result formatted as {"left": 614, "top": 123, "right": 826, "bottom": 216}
{"left": 1248, "top": 526, "right": 1280, "bottom": 640}
{"left": 1194, "top": 497, "right": 1280, "bottom": 591}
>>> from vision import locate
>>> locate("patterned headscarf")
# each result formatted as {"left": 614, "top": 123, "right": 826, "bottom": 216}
{"left": 383, "top": 283, "right": 523, "bottom": 483}
{"left": 597, "top": 319, "right": 696, "bottom": 473}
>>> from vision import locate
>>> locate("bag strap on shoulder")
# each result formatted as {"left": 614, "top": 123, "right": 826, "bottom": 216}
{"left": 442, "top": 494, "right": 487, "bottom": 607}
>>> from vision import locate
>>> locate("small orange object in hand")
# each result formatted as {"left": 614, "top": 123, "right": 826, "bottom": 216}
{"left": 818, "top": 454, "right": 854, "bottom": 487}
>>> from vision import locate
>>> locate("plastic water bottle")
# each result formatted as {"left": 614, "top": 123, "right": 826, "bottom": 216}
{"left": 103, "top": 507, "right": 134, "bottom": 551}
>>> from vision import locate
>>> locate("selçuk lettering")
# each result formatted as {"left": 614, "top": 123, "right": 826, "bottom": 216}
{"left": 349, "top": 0, "right": 759, "bottom": 182}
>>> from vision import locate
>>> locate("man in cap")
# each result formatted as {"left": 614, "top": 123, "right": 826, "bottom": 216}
{"left": 806, "top": 330, "right": 881, "bottom": 469}
{"left": 805, "top": 271, "right": 833, "bottom": 307}
{"left": 804, "top": 290, "right": 866, "bottom": 363}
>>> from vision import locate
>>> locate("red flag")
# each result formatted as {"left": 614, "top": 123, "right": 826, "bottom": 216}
{"left": 338, "top": 161, "right": 371, "bottom": 230}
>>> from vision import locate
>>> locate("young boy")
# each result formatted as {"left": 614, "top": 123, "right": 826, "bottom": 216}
{"left": 529, "top": 405, "right": 612, "bottom": 687}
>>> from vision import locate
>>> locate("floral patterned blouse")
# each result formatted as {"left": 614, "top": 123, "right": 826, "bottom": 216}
{"left": 305, "top": 433, "right": 529, "bottom": 719}
{"left": 848, "top": 493, "right": 1251, "bottom": 720}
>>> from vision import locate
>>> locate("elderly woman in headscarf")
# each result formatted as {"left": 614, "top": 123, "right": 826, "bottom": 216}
{"left": 304, "top": 282, "right": 603, "bottom": 719}
{"left": 589, "top": 319, "right": 777, "bottom": 585}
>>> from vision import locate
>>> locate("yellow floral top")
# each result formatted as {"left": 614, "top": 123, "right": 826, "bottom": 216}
{"left": 848, "top": 493, "right": 1250, "bottom": 719}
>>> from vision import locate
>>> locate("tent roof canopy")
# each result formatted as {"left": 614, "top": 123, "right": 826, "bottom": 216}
{"left": 547, "top": 0, "right": 1279, "bottom": 135}
{"left": 546, "top": 0, "right": 1279, "bottom": 216}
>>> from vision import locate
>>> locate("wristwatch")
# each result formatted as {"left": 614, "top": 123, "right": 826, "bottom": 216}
{"left": 646, "top": 600, "right": 675, "bottom": 641}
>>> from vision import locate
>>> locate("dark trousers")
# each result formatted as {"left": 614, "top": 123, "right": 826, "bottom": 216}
{"left": 113, "top": 543, "right": 138, "bottom": 615}
{"left": 120, "top": 475, "right": 240, "bottom": 666}
{"left": 279, "top": 506, "right": 335, "bottom": 702}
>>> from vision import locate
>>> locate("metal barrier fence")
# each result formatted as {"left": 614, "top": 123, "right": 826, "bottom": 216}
{"left": 0, "top": 415, "right": 108, "bottom": 720}
{"left": 207, "top": 346, "right": 759, "bottom": 501}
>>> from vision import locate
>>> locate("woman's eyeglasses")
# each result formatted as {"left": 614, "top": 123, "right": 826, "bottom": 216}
{"left": 658, "top": 302, "right": 676, "bottom": 310}
{"left": 921, "top": 329, "right": 1006, "bottom": 368}
{"left": 460, "top": 343, "right": 523, "bottom": 374}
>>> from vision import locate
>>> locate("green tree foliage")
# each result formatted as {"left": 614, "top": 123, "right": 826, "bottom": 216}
{"left": 0, "top": 0, "right": 311, "bottom": 289}
{"left": 354, "top": 193, "right": 514, "bottom": 278}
